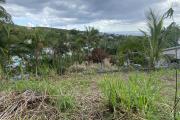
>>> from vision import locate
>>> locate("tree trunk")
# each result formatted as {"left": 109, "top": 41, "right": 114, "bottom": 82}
{"left": 35, "top": 49, "right": 39, "bottom": 77}
{"left": 99, "top": 61, "right": 104, "bottom": 72}
{"left": 149, "top": 57, "right": 155, "bottom": 71}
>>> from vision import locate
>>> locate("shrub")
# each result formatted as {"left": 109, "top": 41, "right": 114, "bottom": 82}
{"left": 54, "top": 55, "right": 74, "bottom": 75}
{"left": 86, "top": 48, "right": 109, "bottom": 64}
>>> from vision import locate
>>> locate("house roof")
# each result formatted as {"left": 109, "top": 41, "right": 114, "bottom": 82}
{"left": 163, "top": 46, "right": 180, "bottom": 51}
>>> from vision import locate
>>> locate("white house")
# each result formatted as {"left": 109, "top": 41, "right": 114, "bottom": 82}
{"left": 163, "top": 46, "right": 180, "bottom": 59}
{"left": 155, "top": 46, "right": 180, "bottom": 68}
{"left": 157, "top": 46, "right": 180, "bottom": 68}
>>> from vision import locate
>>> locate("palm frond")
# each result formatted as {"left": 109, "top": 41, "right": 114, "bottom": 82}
{"left": 163, "top": 8, "right": 174, "bottom": 19}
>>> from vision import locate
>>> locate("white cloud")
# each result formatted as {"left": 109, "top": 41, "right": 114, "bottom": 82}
{"left": 27, "top": 22, "right": 35, "bottom": 27}
{"left": 3, "top": 0, "right": 180, "bottom": 34}
{"left": 59, "top": 19, "right": 146, "bottom": 34}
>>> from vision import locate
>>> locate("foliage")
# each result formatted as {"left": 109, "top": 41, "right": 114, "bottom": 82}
{"left": 90, "top": 48, "right": 108, "bottom": 63}
{"left": 0, "top": 8, "right": 179, "bottom": 77}
{"left": 165, "top": 23, "right": 180, "bottom": 48}
{"left": 140, "top": 9, "right": 173, "bottom": 68}
{"left": 53, "top": 55, "right": 74, "bottom": 75}
{"left": 0, "top": 0, "right": 13, "bottom": 24}
{"left": 100, "top": 72, "right": 167, "bottom": 119}
{"left": 84, "top": 26, "right": 100, "bottom": 54}
{"left": 117, "top": 36, "right": 148, "bottom": 67}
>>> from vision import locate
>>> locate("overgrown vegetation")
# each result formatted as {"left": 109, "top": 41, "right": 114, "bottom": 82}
{"left": 0, "top": 70, "right": 178, "bottom": 120}
{"left": 0, "top": 0, "right": 179, "bottom": 120}
{"left": 0, "top": 9, "right": 179, "bottom": 77}
{"left": 0, "top": 80, "right": 75, "bottom": 112}
{"left": 100, "top": 73, "right": 163, "bottom": 119}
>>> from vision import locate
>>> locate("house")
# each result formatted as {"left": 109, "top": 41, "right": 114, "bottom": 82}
{"left": 163, "top": 46, "right": 180, "bottom": 61}
{"left": 157, "top": 46, "right": 180, "bottom": 68}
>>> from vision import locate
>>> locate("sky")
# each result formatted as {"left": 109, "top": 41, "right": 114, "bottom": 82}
{"left": 2, "top": 0, "right": 180, "bottom": 35}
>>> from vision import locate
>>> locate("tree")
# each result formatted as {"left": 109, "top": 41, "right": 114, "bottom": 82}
{"left": 0, "top": 0, "right": 13, "bottom": 24}
{"left": 89, "top": 48, "right": 108, "bottom": 71}
{"left": 21, "top": 28, "right": 46, "bottom": 77}
{"left": 164, "top": 23, "right": 180, "bottom": 48}
{"left": 52, "top": 32, "right": 71, "bottom": 75}
{"left": 117, "top": 36, "right": 148, "bottom": 67}
{"left": 0, "top": 24, "right": 19, "bottom": 75}
{"left": 100, "top": 34, "right": 121, "bottom": 55}
{"left": 0, "top": 0, "right": 14, "bottom": 76}
{"left": 70, "top": 29, "right": 85, "bottom": 65}
{"left": 140, "top": 9, "right": 168, "bottom": 68}
{"left": 33, "top": 28, "right": 45, "bottom": 77}
{"left": 84, "top": 26, "right": 100, "bottom": 55}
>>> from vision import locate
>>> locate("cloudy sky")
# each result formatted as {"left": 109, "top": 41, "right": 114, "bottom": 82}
{"left": 2, "top": 0, "right": 180, "bottom": 35}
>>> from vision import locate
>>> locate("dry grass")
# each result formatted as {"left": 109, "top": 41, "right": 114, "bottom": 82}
{"left": 0, "top": 90, "right": 61, "bottom": 120}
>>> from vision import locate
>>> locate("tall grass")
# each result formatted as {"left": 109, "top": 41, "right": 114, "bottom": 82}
{"left": 100, "top": 72, "right": 162, "bottom": 119}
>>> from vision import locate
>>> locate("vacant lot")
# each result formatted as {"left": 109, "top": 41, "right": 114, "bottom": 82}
{"left": 0, "top": 70, "right": 179, "bottom": 120}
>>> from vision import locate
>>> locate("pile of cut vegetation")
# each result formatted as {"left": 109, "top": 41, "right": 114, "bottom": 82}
{"left": 0, "top": 90, "right": 60, "bottom": 120}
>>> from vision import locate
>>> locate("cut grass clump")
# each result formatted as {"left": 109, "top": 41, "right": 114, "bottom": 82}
{"left": 0, "top": 90, "right": 60, "bottom": 120}
{"left": 0, "top": 80, "right": 75, "bottom": 112}
{"left": 100, "top": 73, "right": 162, "bottom": 119}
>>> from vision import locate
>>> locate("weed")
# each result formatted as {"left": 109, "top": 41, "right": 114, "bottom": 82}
{"left": 100, "top": 72, "right": 162, "bottom": 119}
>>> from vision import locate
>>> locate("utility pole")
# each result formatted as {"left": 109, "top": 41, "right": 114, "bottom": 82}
{"left": 172, "top": 12, "right": 179, "bottom": 119}
{"left": 174, "top": 35, "right": 179, "bottom": 120}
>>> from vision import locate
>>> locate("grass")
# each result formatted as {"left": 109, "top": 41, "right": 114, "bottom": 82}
{"left": 100, "top": 70, "right": 179, "bottom": 120}
{"left": 100, "top": 73, "right": 162, "bottom": 119}
{"left": 0, "top": 79, "right": 75, "bottom": 112}
{"left": 0, "top": 69, "right": 179, "bottom": 119}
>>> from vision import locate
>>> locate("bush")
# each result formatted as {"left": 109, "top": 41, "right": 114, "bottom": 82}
{"left": 100, "top": 73, "right": 161, "bottom": 118}
{"left": 54, "top": 55, "right": 74, "bottom": 75}
{"left": 68, "top": 64, "right": 86, "bottom": 73}
{"left": 37, "top": 64, "right": 57, "bottom": 77}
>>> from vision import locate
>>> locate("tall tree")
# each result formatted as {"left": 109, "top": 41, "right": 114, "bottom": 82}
{"left": 0, "top": 0, "right": 13, "bottom": 74}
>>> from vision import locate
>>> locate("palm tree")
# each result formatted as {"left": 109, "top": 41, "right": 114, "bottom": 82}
{"left": 140, "top": 9, "right": 167, "bottom": 69}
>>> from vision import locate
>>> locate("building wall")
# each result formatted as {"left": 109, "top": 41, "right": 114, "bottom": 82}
{"left": 163, "top": 48, "right": 180, "bottom": 59}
